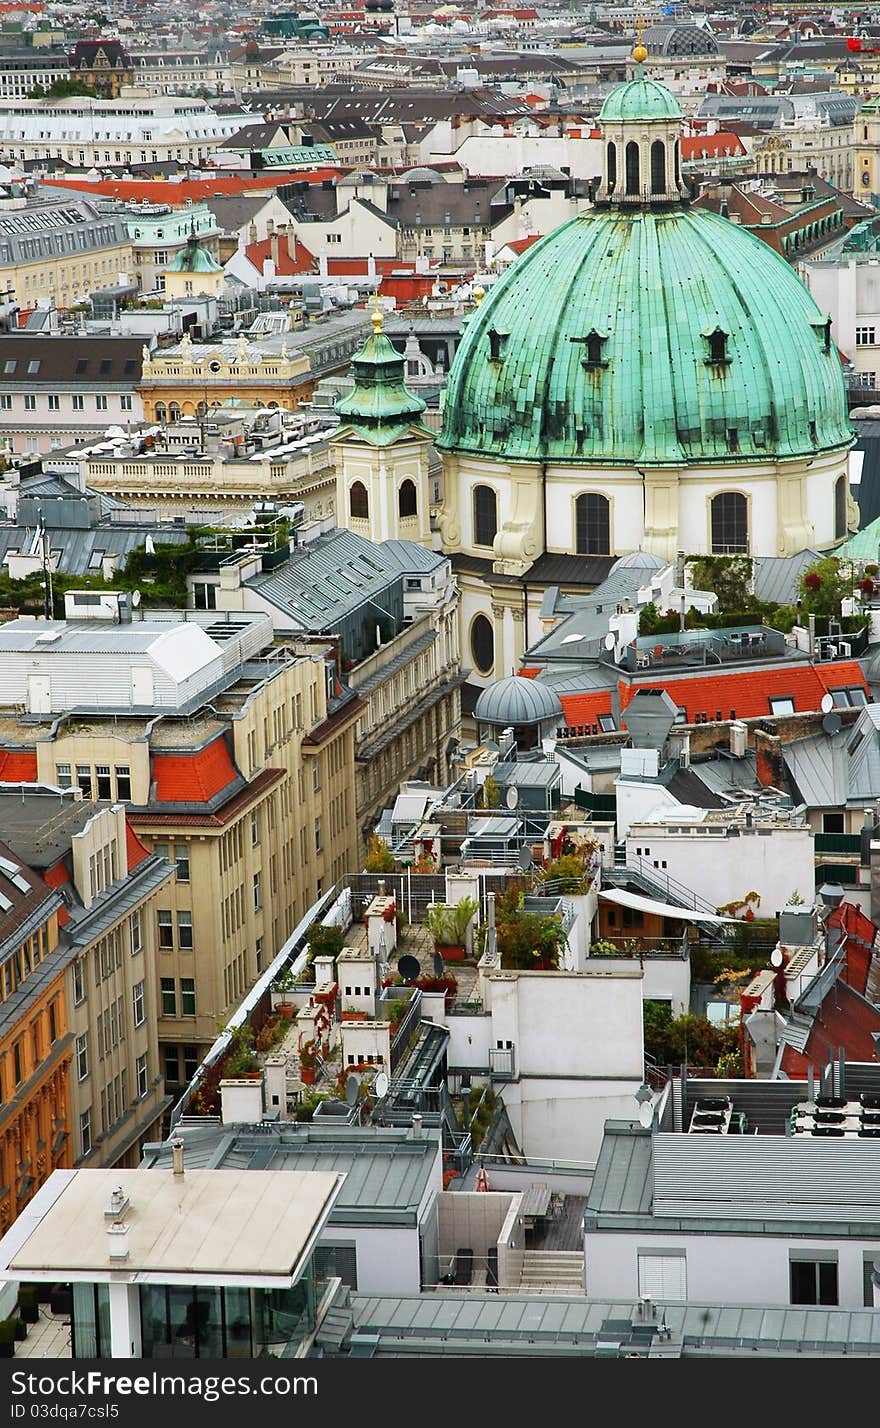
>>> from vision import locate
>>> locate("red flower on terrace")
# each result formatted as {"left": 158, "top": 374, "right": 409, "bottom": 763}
{"left": 804, "top": 572, "right": 822, "bottom": 589}
{"left": 861, "top": 578, "right": 875, "bottom": 595}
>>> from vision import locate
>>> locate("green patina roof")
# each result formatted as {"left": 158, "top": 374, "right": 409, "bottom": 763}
{"left": 168, "top": 237, "right": 223, "bottom": 274}
{"left": 837, "top": 515, "right": 880, "bottom": 561}
{"left": 598, "top": 76, "right": 683, "bottom": 122}
{"left": 437, "top": 205, "right": 854, "bottom": 466}
{"left": 334, "top": 324, "right": 428, "bottom": 446}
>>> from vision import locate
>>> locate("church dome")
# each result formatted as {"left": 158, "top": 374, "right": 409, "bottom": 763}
{"left": 598, "top": 76, "right": 683, "bottom": 122}
{"left": 474, "top": 676, "right": 563, "bottom": 727}
{"left": 610, "top": 550, "right": 665, "bottom": 571}
{"left": 437, "top": 201, "right": 853, "bottom": 466}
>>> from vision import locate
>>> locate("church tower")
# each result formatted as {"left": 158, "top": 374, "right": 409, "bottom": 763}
{"left": 333, "top": 309, "right": 433, "bottom": 546}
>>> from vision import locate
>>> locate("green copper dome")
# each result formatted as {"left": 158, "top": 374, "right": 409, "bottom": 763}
{"left": 437, "top": 206, "right": 854, "bottom": 465}
{"left": 598, "top": 77, "right": 683, "bottom": 122}
{"left": 335, "top": 318, "right": 427, "bottom": 446}
{"left": 168, "top": 236, "right": 222, "bottom": 273}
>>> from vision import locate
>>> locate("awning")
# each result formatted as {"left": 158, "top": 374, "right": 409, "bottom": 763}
{"left": 599, "top": 887, "right": 736, "bottom": 924}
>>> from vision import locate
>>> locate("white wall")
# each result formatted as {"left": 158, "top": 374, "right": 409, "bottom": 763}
{"left": 504, "top": 1078, "right": 642, "bottom": 1165}
{"left": 616, "top": 780, "right": 679, "bottom": 841}
{"left": 625, "top": 823, "right": 816, "bottom": 913}
{"left": 584, "top": 1227, "right": 878, "bottom": 1309}
{"left": 321, "top": 1223, "right": 421, "bottom": 1295}
{"left": 587, "top": 954, "right": 691, "bottom": 1016}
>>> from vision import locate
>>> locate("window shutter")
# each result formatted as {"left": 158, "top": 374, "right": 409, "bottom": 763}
{"left": 638, "top": 1253, "right": 687, "bottom": 1301}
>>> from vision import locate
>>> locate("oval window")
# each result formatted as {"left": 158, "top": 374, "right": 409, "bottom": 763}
{"left": 471, "top": 614, "right": 494, "bottom": 675}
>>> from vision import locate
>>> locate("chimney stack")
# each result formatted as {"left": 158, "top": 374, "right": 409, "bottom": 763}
{"left": 172, "top": 1137, "right": 185, "bottom": 1177}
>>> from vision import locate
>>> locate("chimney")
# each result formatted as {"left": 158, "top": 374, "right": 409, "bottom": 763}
{"left": 411, "top": 1112, "right": 423, "bottom": 1139}
{"left": 754, "top": 728, "right": 783, "bottom": 788}
{"left": 107, "top": 1221, "right": 129, "bottom": 1263}
{"left": 171, "top": 1137, "right": 184, "bottom": 1176}
{"left": 270, "top": 231, "right": 280, "bottom": 268}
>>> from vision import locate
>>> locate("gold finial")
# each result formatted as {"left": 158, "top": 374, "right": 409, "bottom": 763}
{"left": 632, "top": 15, "right": 648, "bottom": 65}
{"left": 371, "top": 306, "right": 384, "bottom": 334}
{"left": 473, "top": 284, "right": 485, "bottom": 308}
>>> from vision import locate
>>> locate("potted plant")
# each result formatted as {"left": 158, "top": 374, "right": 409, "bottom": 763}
{"left": 427, "top": 897, "right": 478, "bottom": 963}
{"left": 17, "top": 1286, "right": 38, "bottom": 1325}
{"left": 0, "top": 1318, "right": 16, "bottom": 1358}
{"left": 299, "top": 1038, "right": 318, "bottom": 1086}
{"left": 342, "top": 1006, "right": 367, "bottom": 1021}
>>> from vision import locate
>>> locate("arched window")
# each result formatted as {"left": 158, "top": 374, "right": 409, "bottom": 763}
{"left": 651, "top": 139, "right": 666, "bottom": 194}
{"left": 196, "top": 399, "right": 207, "bottom": 417}
{"left": 575, "top": 492, "right": 611, "bottom": 555}
{"left": 606, "top": 140, "right": 617, "bottom": 193}
{"left": 168, "top": 402, "right": 181, "bottom": 423}
{"left": 154, "top": 402, "right": 166, "bottom": 423}
{"left": 349, "top": 481, "right": 369, "bottom": 520}
{"left": 470, "top": 614, "right": 494, "bottom": 675}
{"left": 473, "top": 484, "right": 498, "bottom": 548}
{"left": 398, "top": 478, "right": 417, "bottom": 518}
{"left": 711, "top": 492, "right": 748, "bottom": 554}
{"left": 625, "top": 141, "right": 640, "bottom": 196}
{"left": 835, "top": 474, "right": 848, "bottom": 539}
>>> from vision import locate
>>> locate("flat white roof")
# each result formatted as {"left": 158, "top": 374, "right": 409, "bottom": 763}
{"left": 0, "top": 1168, "right": 342, "bottom": 1287}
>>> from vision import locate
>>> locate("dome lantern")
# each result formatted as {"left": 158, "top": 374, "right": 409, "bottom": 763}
{"left": 596, "top": 33, "right": 688, "bottom": 207}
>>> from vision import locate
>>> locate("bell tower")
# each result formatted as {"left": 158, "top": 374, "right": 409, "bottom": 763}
{"left": 596, "top": 23, "right": 689, "bottom": 207}
{"left": 332, "top": 310, "right": 433, "bottom": 547}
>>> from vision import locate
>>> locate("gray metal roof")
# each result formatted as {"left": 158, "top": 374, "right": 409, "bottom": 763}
{"left": 349, "top": 1293, "right": 880, "bottom": 1356}
{"left": 474, "top": 676, "right": 563, "bottom": 727}
{"left": 249, "top": 528, "right": 403, "bottom": 627}
{"left": 652, "top": 1135, "right": 880, "bottom": 1222}
{"left": 142, "top": 1123, "right": 439, "bottom": 1224}
{"left": 753, "top": 550, "right": 821, "bottom": 607}
{"left": 587, "top": 1121, "right": 653, "bottom": 1216}
{"left": 784, "top": 704, "right": 880, "bottom": 808}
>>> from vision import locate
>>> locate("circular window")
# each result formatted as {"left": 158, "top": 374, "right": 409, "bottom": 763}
{"left": 471, "top": 614, "right": 494, "bottom": 675}
{"left": 862, "top": 172, "right": 871, "bottom": 187}
{"left": 208, "top": 360, "right": 221, "bottom": 373}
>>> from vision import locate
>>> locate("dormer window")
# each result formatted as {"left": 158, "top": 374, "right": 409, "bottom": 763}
{"left": 571, "top": 328, "right": 608, "bottom": 369}
{"left": 488, "top": 328, "right": 509, "bottom": 362}
{"left": 704, "top": 326, "right": 731, "bottom": 365}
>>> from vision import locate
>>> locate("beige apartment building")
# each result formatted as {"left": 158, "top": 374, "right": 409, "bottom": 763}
{"left": 0, "top": 607, "right": 360, "bottom": 1101}
{"left": 0, "top": 791, "right": 173, "bottom": 1168}
{"left": 0, "top": 192, "right": 133, "bottom": 312}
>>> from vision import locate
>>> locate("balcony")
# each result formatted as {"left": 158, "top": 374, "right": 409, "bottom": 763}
{"left": 620, "top": 625, "right": 787, "bottom": 673}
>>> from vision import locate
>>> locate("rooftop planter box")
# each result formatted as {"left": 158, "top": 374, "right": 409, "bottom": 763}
{"left": 427, "top": 898, "right": 477, "bottom": 963}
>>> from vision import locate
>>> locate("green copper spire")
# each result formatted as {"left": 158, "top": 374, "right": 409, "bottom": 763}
{"left": 334, "top": 308, "right": 428, "bottom": 446}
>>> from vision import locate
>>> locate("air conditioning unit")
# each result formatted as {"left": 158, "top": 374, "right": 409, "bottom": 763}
{"left": 729, "top": 720, "right": 748, "bottom": 757}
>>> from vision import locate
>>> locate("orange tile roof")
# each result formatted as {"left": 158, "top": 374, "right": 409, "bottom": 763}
{"left": 618, "top": 660, "right": 868, "bottom": 723}
{"left": 517, "top": 667, "right": 540, "bottom": 678}
{"left": 151, "top": 737, "right": 239, "bottom": 804}
{"left": 0, "top": 750, "right": 38, "bottom": 782}
{"left": 681, "top": 132, "right": 747, "bottom": 160}
{"left": 125, "top": 823, "right": 152, "bottom": 872}
{"left": 43, "top": 172, "right": 343, "bottom": 206}
{"left": 560, "top": 691, "right": 613, "bottom": 729}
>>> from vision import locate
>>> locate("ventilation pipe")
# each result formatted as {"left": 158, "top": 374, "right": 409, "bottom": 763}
{"left": 172, "top": 1137, "right": 185, "bottom": 1177}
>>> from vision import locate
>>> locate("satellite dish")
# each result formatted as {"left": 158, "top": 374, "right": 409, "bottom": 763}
{"left": 374, "top": 1070, "right": 389, "bottom": 1099}
{"left": 603, "top": 632, "right": 616, "bottom": 650}
{"left": 770, "top": 948, "right": 784, "bottom": 968}
{"left": 822, "top": 712, "right": 842, "bottom": 735}
{"left": 397, "top": 953, "right": 420, "bottom": 983}
{"left": 131, "top": 588, "right": 141, "bottom": 607}
{"left": 820, "top": 693, "right": 834, "bottom": 714}
{"left": 433, "top": 950, "right": 445, "bottom": 978}
{"left": 517, "top": 843, "right": 533, "bottom": 871}
{"left": 505, "top": 785, "right": 519, "bottom": 809}
{"left": 638, "top": 1102, "right": 654, "bottom": 1129}
{"left": 344, "top": 1074, "right": 361, "bottom": 1107}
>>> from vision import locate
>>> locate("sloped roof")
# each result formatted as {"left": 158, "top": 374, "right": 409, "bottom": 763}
{"left": 619, "top": 660, "right": 869, "bottom": 722}
{"left": 151, "top": 737, "right": 239, "bottom": 804}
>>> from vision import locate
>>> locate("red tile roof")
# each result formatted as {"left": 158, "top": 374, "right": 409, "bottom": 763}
{"left": 560, "top": 691, "right": 613, "bottom": 729}
{"left": 618, "top": 660, "right": 868, "bottom": 723}
{"left": 517, "top": 667, "right": 540, "bottom": 678}
{"left": 827, "top": 902, "right": 878, "bottom": 998}
{"left": 681, "top": 132, "right": 747, "bottom": 160}
{"left": 43, "top": 859, "right": 71, "bottom": 927}
{"left": 43, "top": 172, "right": 343, "bottom": 206}
{"left": 125, "top": 823, "right": 152, "bottom": 873}
{"left": 0, "top": 750, "right": 38, "bottom": 782}
{"left": 245, "top": 235, "right": 316, "bottom": 275}
{"left": 502, "top": 235, "right": 542, "bottom": 255}
{"left": 780, "top": 980, "right": 880, "bottom": 1076}
{"left": 151, "top": 737, "right": 239, "bottom": 804}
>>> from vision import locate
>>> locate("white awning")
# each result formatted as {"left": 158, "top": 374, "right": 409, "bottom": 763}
{"left": 599, "top": 887, "right": 736, "bottom": 924}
